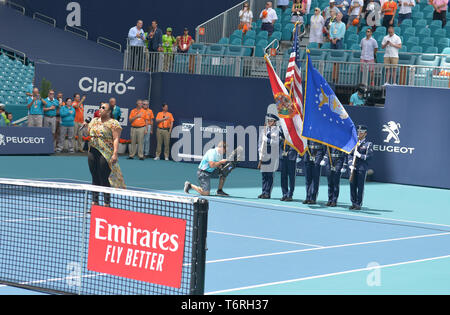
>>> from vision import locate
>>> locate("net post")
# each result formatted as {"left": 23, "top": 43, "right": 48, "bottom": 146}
{"left": 189, "top": 198, "right": 209, "bottom": 295}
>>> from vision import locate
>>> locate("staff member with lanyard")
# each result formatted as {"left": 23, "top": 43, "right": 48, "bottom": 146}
{"left": 154, "top": 103, "right": 174, "bottom": 161}
{"left": 184, "top": 141, "right": 229, "bottom": 196}
{"left": 128, "top": 99, "right": 148, "bottom": 160}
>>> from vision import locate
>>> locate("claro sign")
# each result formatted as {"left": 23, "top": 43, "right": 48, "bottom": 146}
{"left": 78, "top": 73, "right": 136, "bottom": 95}
{"left": 87, "top": 205, "right": 187, "bottom": 288}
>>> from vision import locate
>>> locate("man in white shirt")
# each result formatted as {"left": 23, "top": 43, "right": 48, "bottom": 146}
{"left": 382, "top": 26, "right": 402, "bottom": 84}
{"left": 360, "top": 28, "right": 378, "bottom": 86}
{"left": 260, "top": 1, "right": 278, "bottom": 36}
{"left": 398, "top": 0, "right": 415, "bottom": 25}
{"left": 127, "top": 20, "right": 146, "bottom": 71}
{"left": 128, "top": 20, "right": 145, "bottom": 47}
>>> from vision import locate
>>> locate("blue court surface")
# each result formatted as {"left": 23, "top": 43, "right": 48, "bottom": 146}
{"left": 0, "top": 155, "right": 449, "bottom": 295}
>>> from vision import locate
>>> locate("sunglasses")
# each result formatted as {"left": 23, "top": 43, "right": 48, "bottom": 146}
{"left": 100, "top": 105, "right": 108, "bottom": 110}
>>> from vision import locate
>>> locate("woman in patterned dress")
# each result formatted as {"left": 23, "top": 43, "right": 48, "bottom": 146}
{"left": 87, "top": 102, "right": 126, "bottom": 207}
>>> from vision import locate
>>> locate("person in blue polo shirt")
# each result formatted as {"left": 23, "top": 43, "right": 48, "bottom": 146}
{"left": 349, "top": 87, "right": 366, "bottom": 106}
{"left": 27, "top": 87, "right": 47, "bottom": 127}
{"left": 56, "top": 98, "right": 76, "bottom": 153}
{"left": 43, "top": 89, "right": 59, "bottom": 146}
{"left": 184, "top": 141, "right": 230, "bottom": 196}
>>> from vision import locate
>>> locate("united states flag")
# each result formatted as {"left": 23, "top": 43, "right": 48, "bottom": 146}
{"left": 284, "top": 23, "right": 307, "bottom": 154}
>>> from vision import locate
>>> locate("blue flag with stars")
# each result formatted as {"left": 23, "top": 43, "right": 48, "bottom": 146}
{"left": 302, "top": 51, "right": 358, "bottom": 154}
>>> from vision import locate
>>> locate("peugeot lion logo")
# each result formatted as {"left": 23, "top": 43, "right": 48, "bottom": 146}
{"left": 382, "top": 121, "right": 401, "bottom": 144}
{"left": 0, "top": 134, "right": 5, "bottom": 146}
{"left": 373, "top": 121, "right": 415, "bottom": 155}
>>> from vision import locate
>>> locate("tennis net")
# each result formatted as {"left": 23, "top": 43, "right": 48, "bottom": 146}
{"left": 0, "top": 178, "right": 208, "bottom": 295}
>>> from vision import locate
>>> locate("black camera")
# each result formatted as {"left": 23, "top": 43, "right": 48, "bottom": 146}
{"left": 219, "top": 146, "right": 244, "bottom": 177}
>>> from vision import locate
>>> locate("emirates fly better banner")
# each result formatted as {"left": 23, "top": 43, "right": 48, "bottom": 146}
{"left": 87, "top": 205, "right": 187, "bottom": 288}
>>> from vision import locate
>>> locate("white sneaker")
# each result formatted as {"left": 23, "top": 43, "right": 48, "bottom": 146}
{"left": 154, "top": 157, "right": 160, "bottom": 160}
{"left": 165, "top": 158, "right": 169, "bottom": 161}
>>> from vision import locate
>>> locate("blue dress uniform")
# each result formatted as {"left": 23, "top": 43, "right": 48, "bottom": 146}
{"left": 303, "top": 140, "right": 325, "bottom": 204}
{"left": 258, "top": 114, "right": 280, "bottom": 199}
{"left": 321, "top": 147, "right": 348, "bottom": 207}
{"left": 280, "top": 133, "right": 298, "bottom": 201}
{"left": 348, "top": 125, "right": 373, "bottom": 210}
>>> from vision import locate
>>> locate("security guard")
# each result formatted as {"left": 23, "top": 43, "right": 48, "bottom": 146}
{"left": 348, "top": 125, "right": 373, "bottom": 210}
{"left": 320, "top": 147, "right": 348, "bottom": 207}
{"left": 258, "top": 114, "right": 280, "bottom": 199}
{"left": 280, "top": 132, "right": 299, "bottom": 202}
{"left": 303, "top": 140, "right": 325, "bottom": 204}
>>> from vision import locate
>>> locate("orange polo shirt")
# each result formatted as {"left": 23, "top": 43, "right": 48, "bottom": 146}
{"left": 73, "top": 101, "right": 84, "bottom": 123}
{"left": 156, "top": 111, "right": 174, "bottom": 129}
{"left": 382, "top": 1, "right": 397, "bottom": 15}
{"left": 129, "top": 108, "right": 148, "bottom": 127}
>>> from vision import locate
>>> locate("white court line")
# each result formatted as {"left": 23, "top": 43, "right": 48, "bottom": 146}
{"left": 208, "top": 230, "right": 324, "bottom": 248}
{"left": 205, "top": 231, "right": 450, "bottom": 264}
{"left": 206, "top": 254, "right": 450, "bottom": 295}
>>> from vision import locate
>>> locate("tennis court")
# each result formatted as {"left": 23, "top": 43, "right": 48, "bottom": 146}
{"left": 1, "top": 155, "right": 450, "bottom": 295}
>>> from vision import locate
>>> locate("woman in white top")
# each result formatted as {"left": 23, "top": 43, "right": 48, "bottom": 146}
{"left": 239, "top": 2, "right": 253, "bottom": 32}
{"left": 309, "top": 8, "right": 325, "bottom": 46}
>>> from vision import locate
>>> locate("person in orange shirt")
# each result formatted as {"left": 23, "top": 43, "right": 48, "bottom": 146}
{"left": 142, "top": 100, "right": 154, "bottom": 158}
{"left": 382, "top": 0, "right": 398, "bottom": 29}
{"left": 73, "top": 93, "right": 86, "bottom": 152}
{"left": 154, "top": 103, "right": 174, "bottom": 161}
{"left": 128, "top": 99, "right": 148, "bottom": 160}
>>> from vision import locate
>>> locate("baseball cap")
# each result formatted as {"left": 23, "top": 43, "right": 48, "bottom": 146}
{"left": 166, "top": 27, "right": 172, "bottom": 32}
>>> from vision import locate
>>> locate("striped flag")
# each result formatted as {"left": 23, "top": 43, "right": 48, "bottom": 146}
{"left": 265, "top": 51, "right": 307, "bottom": 156}
{"left": 285, "top": 23, "right": 305, "bottom": 121}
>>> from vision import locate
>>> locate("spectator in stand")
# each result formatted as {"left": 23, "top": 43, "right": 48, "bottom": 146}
{"left": 142, "top": 100, "right": 154, "bottom": 158}
{"left": 381, "top": 0, "right": 398, "bottom": 29}
{"left": 291, "top": 0, "right": 306, "bottom": 24}
{"left": 27, "top": 88, "right": 47, "bottom": 127}
{"left": 260, "top": 2, "right": 278, "bottom": 37}
{"left": 162, "top": 27, "right": 177, "bottom": 71}
{"left": 277, "top": 0, "right": 290, "bottom": 11}
{"left": 324, "top": 0, "right": 341, "bottom": 20}
{"left": 239, "top": 2, "right": 253, "bottom": 32}
{"left": 323, "top": 9, "right": 338, "bottom": 41}
{"left": 431, "top": 0, "right": 448, "bottom": 27}
{"left": 0, "top": 103, "right": 7, "bottom": 126}
{"left": 177, "top": 28, "right": 194, "bottom": 53}
{"left": 128, "top": 99, "right": 148, "bottom": 160}
{"left": 330, "top": 12, "right": 346, "bottom": 48}
{"left": 43, "top": 89, "right": 59, "bottom": 147}
{"left": 127, "top": 20, "right": 146, "bottom": 71}
{"left": 347, "top": 0, "right": 364, "bottom": 29}
{"left": 128, "top": 20, "right": 146, "bottom": 47}
{"left": 335, "top": 0, "right": 350, "bottom": 24}
{"left": 360, "top": 28, "right": 378, "bottom": 86}
{"left": 177, "top": 28, "right": 195, "bottom": 73}
{"left": 310, "top": 8, "right": 325, "bottom": 47}
{"left": 147, "top": 20, "right": 163, "bottom": 52}
{"left": 6, "top": 112, "right": 14, "bottom": 126}
{"left": 154, "top": 103, "right": 174, "bottom": 161}
{"left": 56, "top": 98, "right": 76, "bottom": 154}
{"left": 73, "top": 93, "right": 86, "bottom": 152}
{"left": 382, "top": 26, "right": 402, "bottom": 84}
{"left": 398, "top": 0, "right": 415, "bottom": 25}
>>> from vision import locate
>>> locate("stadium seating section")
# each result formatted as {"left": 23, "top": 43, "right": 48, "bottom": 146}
{"left": 0, "top": 51, "right": 34, "bottom": 119}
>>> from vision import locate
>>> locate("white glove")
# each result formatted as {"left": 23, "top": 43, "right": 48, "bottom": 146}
{"left": 320, "top": 160, "right": 326, "bottom": 166}
{"left": 349, "top": 165, "right": 355, "bottom": 172}
{"left": 341, "top": 168, "right": 346, "bottom": 174}
{"left": 355, "top": 151, "right": 362, "bottom": 158}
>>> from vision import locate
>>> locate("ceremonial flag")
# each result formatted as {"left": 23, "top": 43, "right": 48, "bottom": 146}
{"left": 285, "top": 22, "right": 304, "bottom": 118}
{"left": 264, "top": 45, "right": 307, "bottom": 155}
{"left": 302, "top": 51, "right": 358, "bottom": 153}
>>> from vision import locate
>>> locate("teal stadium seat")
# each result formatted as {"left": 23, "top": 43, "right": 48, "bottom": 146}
{"left": 254, "top": 39, "right": 268, "bottom": 57}
{"left": 424, "top": 46, "right": 438, "bottom": 54}
{"left": 414, "top": 19, "right": 427, "bottom": 34}
{"left": 429, "top": 20, "right": 443, "bottom": 34}
{"left": 420, "top": 36, "right": 434, "bottom": 47}
{"left": 218, "top": 37, "right": 229, "bottom": 44}
{"left": 400, "top": 19, "right": 413, "bottom": 34}
{"left": 442, "top": 47, "right": 450, "bottom": 55}
{"left": 417, "top": 28, "right": 431, "bottom": 44}
{"left": 324, "top": 50, "right": 348, "bottom": 83}
{"left": 230, "top": 37, "right": 242, "bottom": 45}
{"left": 282, "top": 23, "right": 294, "bottom": 41}
{"left": 411, "top": 11, "right": 424, "bottom": 20}
{"left": 409, "top": 45, "right": 423, "bottom": 53}
{"left": 433, "top": 28, "right": 446, "bottom": 43}
{"left": 415, "top": 54, "right": 441, "bottom": 87}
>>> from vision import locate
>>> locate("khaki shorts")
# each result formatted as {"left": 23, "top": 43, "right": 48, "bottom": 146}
{"left": 384, "top": 57, "right": 399, "bottom": 68}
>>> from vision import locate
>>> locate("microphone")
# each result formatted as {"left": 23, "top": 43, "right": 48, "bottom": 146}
{"left": 79, "top": 117, "right": 92, "bottom": 132}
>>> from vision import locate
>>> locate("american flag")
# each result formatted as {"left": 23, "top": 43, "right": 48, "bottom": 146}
{"left": 285, "top": 23, "right": 304, "bottom": 121}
